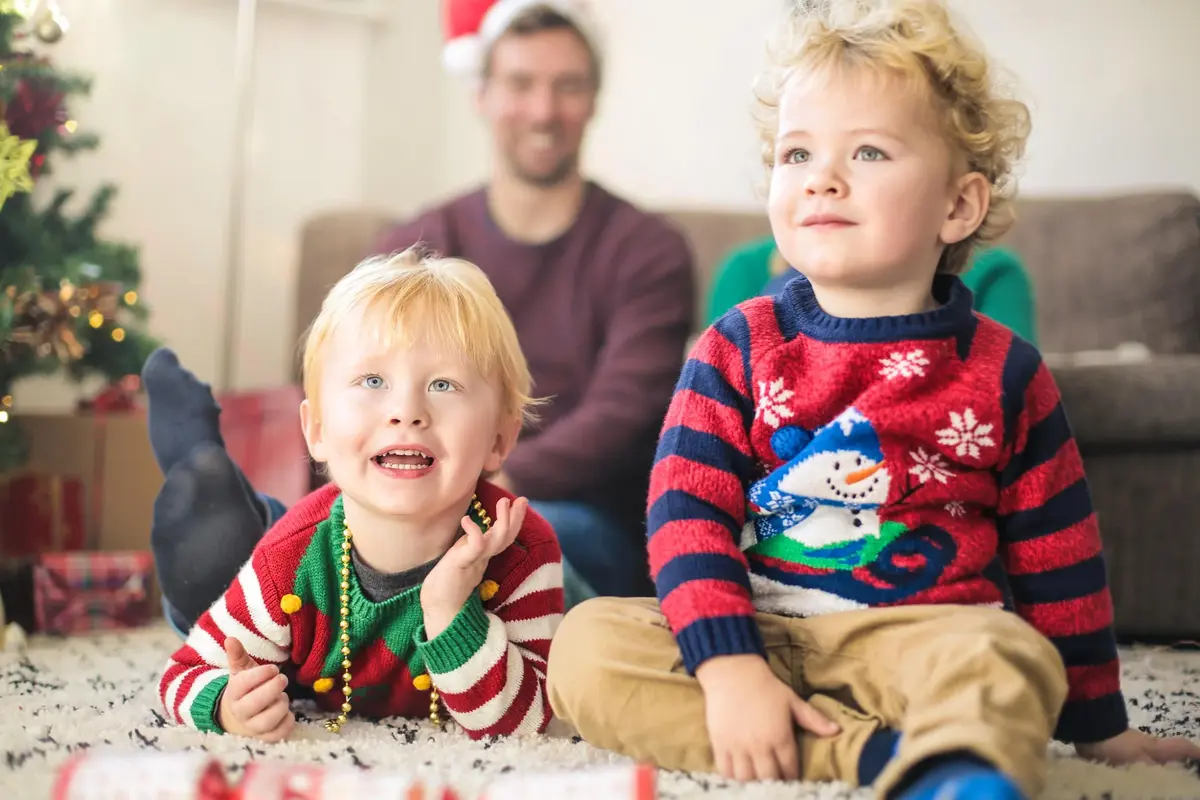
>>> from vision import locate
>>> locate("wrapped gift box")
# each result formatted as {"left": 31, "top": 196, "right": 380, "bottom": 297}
{"left": 0, "top": 472, "right": 86, "bottom": 561}
{"left": 34, "top": 550, "right": 155, "bottom": 635}
{"left": 18, "top": 412, "right": 160, "bottom": 553}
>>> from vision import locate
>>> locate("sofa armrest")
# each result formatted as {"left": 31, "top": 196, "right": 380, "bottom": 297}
{"left": 1052, "top": 355, "right": 1200, "bottom": 450}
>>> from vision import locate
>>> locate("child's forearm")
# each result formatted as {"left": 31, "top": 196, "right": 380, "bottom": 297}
{"left": 418, "top": 593, "right": 554, "bottom": 737}
{"left": 159, "top": 556, "right": 293, "bottom": 732}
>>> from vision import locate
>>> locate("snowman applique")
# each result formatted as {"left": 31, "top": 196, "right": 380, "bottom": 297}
{"left": 743, "top": 406, "right": 955, "bottom": 615}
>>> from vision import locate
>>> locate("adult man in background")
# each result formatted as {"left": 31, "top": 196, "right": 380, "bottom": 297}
{"left": 373, "top": 0, "right": 695, "bottom": 605}
{"left": 144, "top": 0, "right": 691, "bottom": 634}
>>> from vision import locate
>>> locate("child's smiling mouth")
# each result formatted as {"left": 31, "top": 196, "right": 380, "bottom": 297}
{"left": 373, "top": 448, "right": 435, "bottom": 472}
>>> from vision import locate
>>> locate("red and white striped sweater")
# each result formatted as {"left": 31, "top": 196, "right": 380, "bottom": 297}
{"left": 158, "top": 480, "right": 564, "bottom": 738}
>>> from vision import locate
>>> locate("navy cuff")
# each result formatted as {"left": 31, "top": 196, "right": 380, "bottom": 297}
{"left": 676, "top": 614, "right": 766, "bottom": 675}
{"left": 1054, "top": 691, "right": 1129, "bottom": 743}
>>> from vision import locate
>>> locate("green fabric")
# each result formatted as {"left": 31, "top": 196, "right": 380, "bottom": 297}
{"left": 960, "top": 245, "right": 1038, "bottom": 344}
{"left": 416, "top": 591, "right": 493, "bottom": 675}
{"left": 704, "top": 236, "right": 1039, "bottom": 346}
{"left": 289, "top": 494, "right": 492, "bottom": 691}
{"left": 192, "top": 675, "right": 228, "bottom": 734}
{"left": 705, "top": 237, "right": 777, "bottom": 326}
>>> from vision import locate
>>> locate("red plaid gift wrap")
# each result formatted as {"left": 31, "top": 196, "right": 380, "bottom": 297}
{"left": 34, "top": 550, "right": 155, "bottom": 635}
{"left": 0, "top": 472, "right": 87, "bottom": 562}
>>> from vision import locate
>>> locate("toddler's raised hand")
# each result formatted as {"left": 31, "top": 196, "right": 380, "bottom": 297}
{"left": 216, "top": 637, "right": 294, "bottom": 742}
{"left": 421, "top": 496, "right": 527, "bottom": 638}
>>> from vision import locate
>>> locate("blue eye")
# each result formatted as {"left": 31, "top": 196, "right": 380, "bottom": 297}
{"left": 856, "top": 146, "right": 887, "bottom": 161}
{"left": 362, "top": 375, "right": 384, "bottom": 389}
{"left": 430, "top": 379, "right": 454, "bottom": 392}
{"left": 783, "top": 148, "right": 809, "bottom": 165}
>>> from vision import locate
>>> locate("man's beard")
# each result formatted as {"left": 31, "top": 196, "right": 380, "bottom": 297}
{"left": 506, "top": 136, "right": 578, "bottom": 188}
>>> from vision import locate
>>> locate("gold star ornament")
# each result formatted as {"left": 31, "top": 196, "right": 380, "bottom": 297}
{"left": 0, "top": 121, "right": 37, "bottom": 210}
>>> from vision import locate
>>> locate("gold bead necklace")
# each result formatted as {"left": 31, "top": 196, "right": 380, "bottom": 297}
{"left": 325, "top": 494, "right": 493, "bottom": 734}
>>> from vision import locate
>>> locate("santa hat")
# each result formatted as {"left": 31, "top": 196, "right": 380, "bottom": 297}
{"left": 442, "top": 0, "right": 602, "bottom": 79}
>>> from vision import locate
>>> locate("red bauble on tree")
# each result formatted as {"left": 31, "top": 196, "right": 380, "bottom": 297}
{"left": 4, "top": 78, "right": 67, "bottom": 140}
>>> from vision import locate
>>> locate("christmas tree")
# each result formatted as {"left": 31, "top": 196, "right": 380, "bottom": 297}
{"left": 0, "top": 1, "right": 157, "bottom": 469}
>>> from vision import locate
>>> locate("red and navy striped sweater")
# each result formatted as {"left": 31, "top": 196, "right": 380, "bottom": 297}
{"left": 647, "top": 274, "right": 1126, "bottom": 744}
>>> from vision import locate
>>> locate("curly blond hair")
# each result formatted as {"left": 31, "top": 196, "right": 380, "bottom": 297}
{"left": 754, "top": 0, "right": 1032, "bottom": 274}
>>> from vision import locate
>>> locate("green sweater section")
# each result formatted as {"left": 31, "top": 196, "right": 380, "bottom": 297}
{"left": 196, "top": 496, "right": 493, "bottom": 733}
{"left": 705, "top": 237, "right": 1038, "bottom": 345}
{"left": 296, "top": 496, "right": 491, "bottom": 683}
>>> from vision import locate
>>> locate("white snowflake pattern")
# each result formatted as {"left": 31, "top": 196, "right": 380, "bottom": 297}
{"left": 908, "top": 448, "right": 954, "bottom": 484}
{"left": 755, "top": 378, "right": 795, "bottom": 428}
{"left": 879, "top": 349, "right": 931, "bottom": 380}
{"left": 764, "top": 489, "right": 793, "bottom": 512}
{"left": 935, "top": 408, "right": 996, "bottom": 460}
{"left": 945, "top": 501, "right": 966, "bottom": 518}
{"left": 778, "top": 507, "right": 808, "bottom": 527}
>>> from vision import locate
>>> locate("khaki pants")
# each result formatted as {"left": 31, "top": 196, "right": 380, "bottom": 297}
{"left": 547, "top": 598, "right": 1067, "bottom": 798}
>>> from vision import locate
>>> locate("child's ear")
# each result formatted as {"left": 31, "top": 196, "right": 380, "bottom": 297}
{"left": 299, "top": 399, "right": 327, "bottom": 464}
{"left": 483, "top": 415, "right": 523, "bottom": 474}
{"left": 940, "top": 171, "right": 991, "bottom": 246}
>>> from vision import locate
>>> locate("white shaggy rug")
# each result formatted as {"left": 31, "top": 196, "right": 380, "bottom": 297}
{"left": 3, "top": 622, "right": 1200, "bottom": 799}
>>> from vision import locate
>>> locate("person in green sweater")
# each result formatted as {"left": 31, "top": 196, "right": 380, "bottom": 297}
{"left": 706, "top": 236, "right": 1038, "bottom": 344}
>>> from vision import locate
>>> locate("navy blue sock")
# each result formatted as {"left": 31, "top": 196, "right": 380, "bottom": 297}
{"left": 142, "top": 347, "right": 269, "bottom": 527}
{"left": 890, "top": 753, "right": 1026, "bottom": 800}
{"left": 142, "top": 347, "right": 226, "bottom": 477}
{"left": 858, "top": 729, "right": 902, "bottom": 785}
{"left": 152, "top": 443, "right": 269, "bottom": 628}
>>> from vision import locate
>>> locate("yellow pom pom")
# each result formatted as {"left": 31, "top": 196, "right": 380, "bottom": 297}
{"left": 313, "top": 677, "right": 334, "bottom": 693}
{"left": 479, "top": 580, "right": 500, "bottom": 602}
{"left": 280, "top": 594, "right": 302, "bottom": 614}
{"left": 412, "top": 674, "right": 432, "bottom": 691}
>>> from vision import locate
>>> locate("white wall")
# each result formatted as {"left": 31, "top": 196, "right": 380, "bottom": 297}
{"left": 13, "top": 0, "right": 1200, "bottom": 408}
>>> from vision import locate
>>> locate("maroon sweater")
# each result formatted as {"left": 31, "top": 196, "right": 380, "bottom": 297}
{"left": 373, "top": 182, "right": 696, "bottom": 532}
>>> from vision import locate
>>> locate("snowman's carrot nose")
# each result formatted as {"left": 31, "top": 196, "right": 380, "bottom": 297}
{"left": 846, "top": 461, "right": 884, "bottom": 484}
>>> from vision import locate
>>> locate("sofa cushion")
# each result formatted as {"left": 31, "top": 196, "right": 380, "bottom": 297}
{"left": 1002, "top": 193, "right": 1200, "bottom": 355}
{"left": 1054, "top": 355, "right": 1200, "bottom": 449}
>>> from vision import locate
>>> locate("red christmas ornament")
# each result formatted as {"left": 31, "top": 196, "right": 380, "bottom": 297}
{"left": 4, "top": 79, "right": 67, "bottom": 141}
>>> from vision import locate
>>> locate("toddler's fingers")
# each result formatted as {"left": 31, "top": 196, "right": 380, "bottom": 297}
{"left": 792, "top": 697, "right": 839, "bottom": 737}
{"left": 247, "top": 697, "right": 293, "bottom": 737}
{"left": 224, "top": 637, "right": 256, "bottom": 674}
{"left": 751, "top": 750, "right": 782, "bottom": 782}
{"left": 507, "top": 497, "right": 528, "bottom": 534}
{"left": 1151, "top": 737, "right": 1200, "bottom": 764}
{"left": 258, "top": 711, "right": 296, "bottom": 743}
{"left": 226, "top": 663, "right": 279, "bottom": 700}
{"left": 715, "top": 749, "right": 735, "bottom": 781}
{"left": 235, "top": 672, "right": 288, "bottom": 720}
{"left": 775, "top": 739, "right": 801, "bottom": 781}
{"left": 732, "top": 752, "right": 756, "bottom": 782}
{"left": 452, "top": 516, "right": 486, "bottom": 562}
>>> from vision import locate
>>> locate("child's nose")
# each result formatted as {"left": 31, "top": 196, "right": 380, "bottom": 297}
{"left": 388, "top": 393, "right": 430, "bottom": 428}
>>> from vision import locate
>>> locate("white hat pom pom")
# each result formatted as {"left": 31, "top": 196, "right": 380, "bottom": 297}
{"left": 443, "top": 34, "right": 485, "bottom": 77}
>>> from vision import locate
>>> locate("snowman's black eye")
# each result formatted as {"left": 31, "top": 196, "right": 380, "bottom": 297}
{"left": 833, "top": 462, "right": 840, "bottom": 471}
{"left": 856, "top": 457, "right": 862, "bottom": 466}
